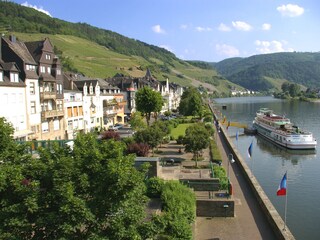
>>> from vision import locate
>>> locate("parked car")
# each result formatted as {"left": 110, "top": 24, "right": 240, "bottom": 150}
{"left": 108, "top": 123, "right": 124, "bottom": 131}
{"left": 114, "top": 123, "right": 124, "bottom": 129}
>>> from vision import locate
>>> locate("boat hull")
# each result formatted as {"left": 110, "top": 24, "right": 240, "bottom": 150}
{"left": 253, "top": 122, "right": 317, "bottom": 150}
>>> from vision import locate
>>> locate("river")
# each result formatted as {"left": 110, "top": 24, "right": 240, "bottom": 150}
{"left": 213, "top": 96, "right": 320, "bottom": 240}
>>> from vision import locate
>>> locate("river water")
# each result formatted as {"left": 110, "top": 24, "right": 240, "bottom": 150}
{"left": 214, "top": 96, "right": 320, "bottom": 240}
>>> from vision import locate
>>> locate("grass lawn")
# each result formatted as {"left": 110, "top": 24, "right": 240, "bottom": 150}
{"left": 170, "top": 123, "right": 193, "bottom": 139}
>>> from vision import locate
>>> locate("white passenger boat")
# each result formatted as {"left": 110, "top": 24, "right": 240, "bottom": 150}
{"left": 253, "top": 108, "right": 317, "bottom": 150}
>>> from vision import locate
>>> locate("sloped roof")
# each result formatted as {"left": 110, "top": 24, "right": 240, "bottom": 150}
{"left": 2, "top": 37, "right": 37, "bottom": 65}
{"left": 25, "top": 38, "right": 54, "bottom": 63}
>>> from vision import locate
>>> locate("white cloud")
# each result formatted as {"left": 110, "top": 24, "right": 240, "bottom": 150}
{"left": 180, "top": 24, "right": 188, "bottom": 30}
{"left": 262, "top": 23, "right": 271, "bottom": 31}
{"left": 277, "top": 4, "right": 304, "bottom": 17}
{"left": 21, "top": 2, "right": 52, "bottom": 17}
{"left": 255, "top": 40, "right": 294, "bottom": 54}
{"left": 152, "top": 25, "right": 166, "bottom": 34}
{"left": 195, "top": 26, "right": 212, "bottom": 32}
{"left": 159, "top": 45, "right": 173, "bottom": 53}
{"left": 232, "top": 21, "right": 252, "bottom": 31}
{"left": 218, "top": 23, "right": 231, "bottom": 32}
{"left": 216, "top": 44, "right": 240, "bottom": 57}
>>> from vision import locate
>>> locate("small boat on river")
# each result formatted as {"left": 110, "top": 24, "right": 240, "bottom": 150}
{"left": 253, "top": 108, "right": 317, "bottom": 150}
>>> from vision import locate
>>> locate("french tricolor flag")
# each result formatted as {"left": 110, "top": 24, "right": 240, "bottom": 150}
{"left": 277, "top": 172, "right": 287, "bottom": 196}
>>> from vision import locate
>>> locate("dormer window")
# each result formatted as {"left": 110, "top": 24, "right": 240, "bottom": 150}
{"left": 26, "top": 65, "right": 36, "bottom": 71}
{"left": 10, "top": 72, "right": 19, "bottom": 82}
{"left": 56, "top": 69, "right": 61, "bottom": 75}
{"left": 40, "top": 66, "right": 46, "bottom": 73}
{"left": 0, "top": 71, "right": 3, "bottom": 82}
{"left": 46, "top": 54, "right": 51, "bottom": 60}
{"left": 47, "top": 66, "right": 51, "bottom": 74}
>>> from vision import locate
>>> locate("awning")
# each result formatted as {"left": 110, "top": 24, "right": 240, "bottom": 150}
{"left": 13, "top": 129, "right": 33, "bottom": 138}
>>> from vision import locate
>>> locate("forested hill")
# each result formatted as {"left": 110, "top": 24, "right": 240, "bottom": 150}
{"left": 0, "top": 1, "right": 176, "bottom": 62}
{"left": 211, "top": 52, "right": 320, "bottom": 91}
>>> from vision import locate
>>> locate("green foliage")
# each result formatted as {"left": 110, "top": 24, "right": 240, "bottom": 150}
{"left": 213, "top": 166, "right": 228, "bottom": 190}
{"left": 0, "top": 131, "right": 149, "bottom": 239}
{"left": 129, "top": 111, "right": 147, "bottom": 131}
{"left": 176, "top": 135, "right": 184, "bottom": 144}
{"left": 134, "top": 126, "right": 164, "bottom": 153}
{"left": 0, "top": 1, "right": 176, "bottom": 63}
{"left": 179, "top": 87, "right": 203, "bottom": 117}
{"left": 209, "top": 140, "right": 222, "bottom": 163}
{"left": 213, "top": 52, "right": 320, "bottom": 91}
{"left": 144, "top": 180, "right": 195, "bottom": 239}
{"left": 183, "top": 124, "right": 210, "bottom": 166}
{"left": 136, "top": 87, "right": 164, "bottom": 125}
{"left": 186, "top": 60, "right": 214, "bottom": 70}
{"left": 146, "top": 177, "right": 165, "bottom": 198}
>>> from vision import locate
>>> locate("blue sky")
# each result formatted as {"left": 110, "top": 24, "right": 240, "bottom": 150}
{"left": 11, "top": 0, "right": 320, "bottom": 62}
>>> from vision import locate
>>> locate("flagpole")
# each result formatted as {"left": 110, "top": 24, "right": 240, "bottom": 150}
{"left": 284, "top": 171, "right": 288, "bottom": 231}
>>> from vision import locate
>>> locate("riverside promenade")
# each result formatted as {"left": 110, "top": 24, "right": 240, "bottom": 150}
{"left": 194, "top": 127, "right": 278, "bottom": 240}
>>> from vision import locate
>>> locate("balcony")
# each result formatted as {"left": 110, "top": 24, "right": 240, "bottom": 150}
{"left": 116, "top": 100, "right": 127, "bottom": 107}
{"left": 40, "top": 92, "right": 56, "bottom": 100}
{"left": 41, "top": 109, "right": 64, "bottom": 119}
{"left": 103, "top": 99, "right": 117, "bottom": 107}
{"left": 103, "top": 107, "right": 117, "bottom": 117}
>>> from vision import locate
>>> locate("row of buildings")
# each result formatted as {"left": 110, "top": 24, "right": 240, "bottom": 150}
{"left": 0, "top": 35, "right": 184, "bottom": 141}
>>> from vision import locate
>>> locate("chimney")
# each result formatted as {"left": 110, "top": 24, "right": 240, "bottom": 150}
{"left": 9, "top": 35, "right": 16, "bottom": 43}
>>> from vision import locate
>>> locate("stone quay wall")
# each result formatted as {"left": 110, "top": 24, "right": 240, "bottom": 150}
{"left": 211, "top": 104, "right": 295, "bottom": 240}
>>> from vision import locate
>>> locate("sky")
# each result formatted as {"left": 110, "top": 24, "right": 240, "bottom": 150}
{"left": 9, "top": 0, "right": 320, "bottom": 62}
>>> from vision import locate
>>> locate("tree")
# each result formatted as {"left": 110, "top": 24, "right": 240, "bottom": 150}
{"left": 135, "top": 86, "right": 164, "bottom": 125}
{"left": 289, "top": 83, "right": 301, "bottom": 97}
{"left": 178, "top": 87, "right": 203, "bottom": 117}
{"left": 0, "top": 132, "right": 149, "bottom": 239}
{"left": 183, "top": 124, "right": 210, "bottom": 167}
{"left": 129, "top": 111, "right": 147, "bottom": 130}
{"left": 134, "top": 127, "right": 163, "bottom": 154}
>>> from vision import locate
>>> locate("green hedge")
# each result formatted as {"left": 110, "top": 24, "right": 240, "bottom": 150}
{"left": 145, "top": 178, "right": 196, "bottom": 239}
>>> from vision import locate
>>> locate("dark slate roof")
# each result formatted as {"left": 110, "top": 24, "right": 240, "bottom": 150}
{"left": 24, "top": 40, "right": 44, "bottom": 62}
{"left": 73, "top": 78, "right": 119, "bottom": 92}
{"left": 25, "top": 38, "right": 55, "bottom": 63}
{"left": 2, "top": 37, "right": 37, "bottom": 65}
{"left": 1, "top": 61, "right": 19, "bottom": 72}
{"left": 105, "top": 77, "right": 137, "bottom": 90}
{"left": 145, "top": 68, "right": 153, "bottom": 79}
{"left": 63, "top": 72, "right": 81, "bottom": 91}
{"left": 0, "top": 60, "right": 25, "bottom": 87}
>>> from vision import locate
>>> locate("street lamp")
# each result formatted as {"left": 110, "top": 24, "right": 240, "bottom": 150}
{"left": 227, "top": 153, "right": 235, "bottom": 197}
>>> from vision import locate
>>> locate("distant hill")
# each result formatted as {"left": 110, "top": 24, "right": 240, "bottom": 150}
{"left": 211, "top": 52, "right": 320, "bottom": 91}
{"left": 0, "top": 1, "right": 242, "bottom": 95}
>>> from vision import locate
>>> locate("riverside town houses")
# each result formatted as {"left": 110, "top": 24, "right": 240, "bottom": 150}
{"left": 0, "top": 36, "right": 183, "bottom": 141}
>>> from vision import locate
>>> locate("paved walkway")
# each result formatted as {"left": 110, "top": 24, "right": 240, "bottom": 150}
{"left": 156, "top": 129, "right": 277, "bottom": 240}
{"left": 194, "top": 128, "right": 277, "bottom": 240}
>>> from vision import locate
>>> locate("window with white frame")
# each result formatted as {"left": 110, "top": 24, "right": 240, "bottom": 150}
{"left": 42, "top": 121, "right": 49, "bottom": 133}
{"left": 68, "top": 120, "right": 73, "bottom": 130}
{"left": 0, "top": 71, "right": 3, "bottom": 81}
{"left": 26, "top": 65, "right": 36, "bottom": 71}
{"left": 30, "top": 101, "right": 36, "bottom": 114}
{"left": 56, "top": 69, "right": 61, "bottom": 75}
{"left": 53, "top": 119, "right": 60, "bottom": 131}
{"left": 57, "top": 100, "right": 63, "bottom": 110}
{"left": 89, "top": 86, "right": 93, "bottom": 94}
{"left": 31, "top": 125, "right": 36, "bottom": 133}
{"left": 46, "top": 54, "right": 51, "bottom": 60}
{"left": 10, "top": 72, "right": 19, "bottom": 82}
{"left": 40, "top": 66, "right": 46, "bottom": 73}
{"left": 47, "top": 66, "right": 51, "bottom": 74}
{"left": 30, "top": 82, "right": 35, "bottom": 94}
